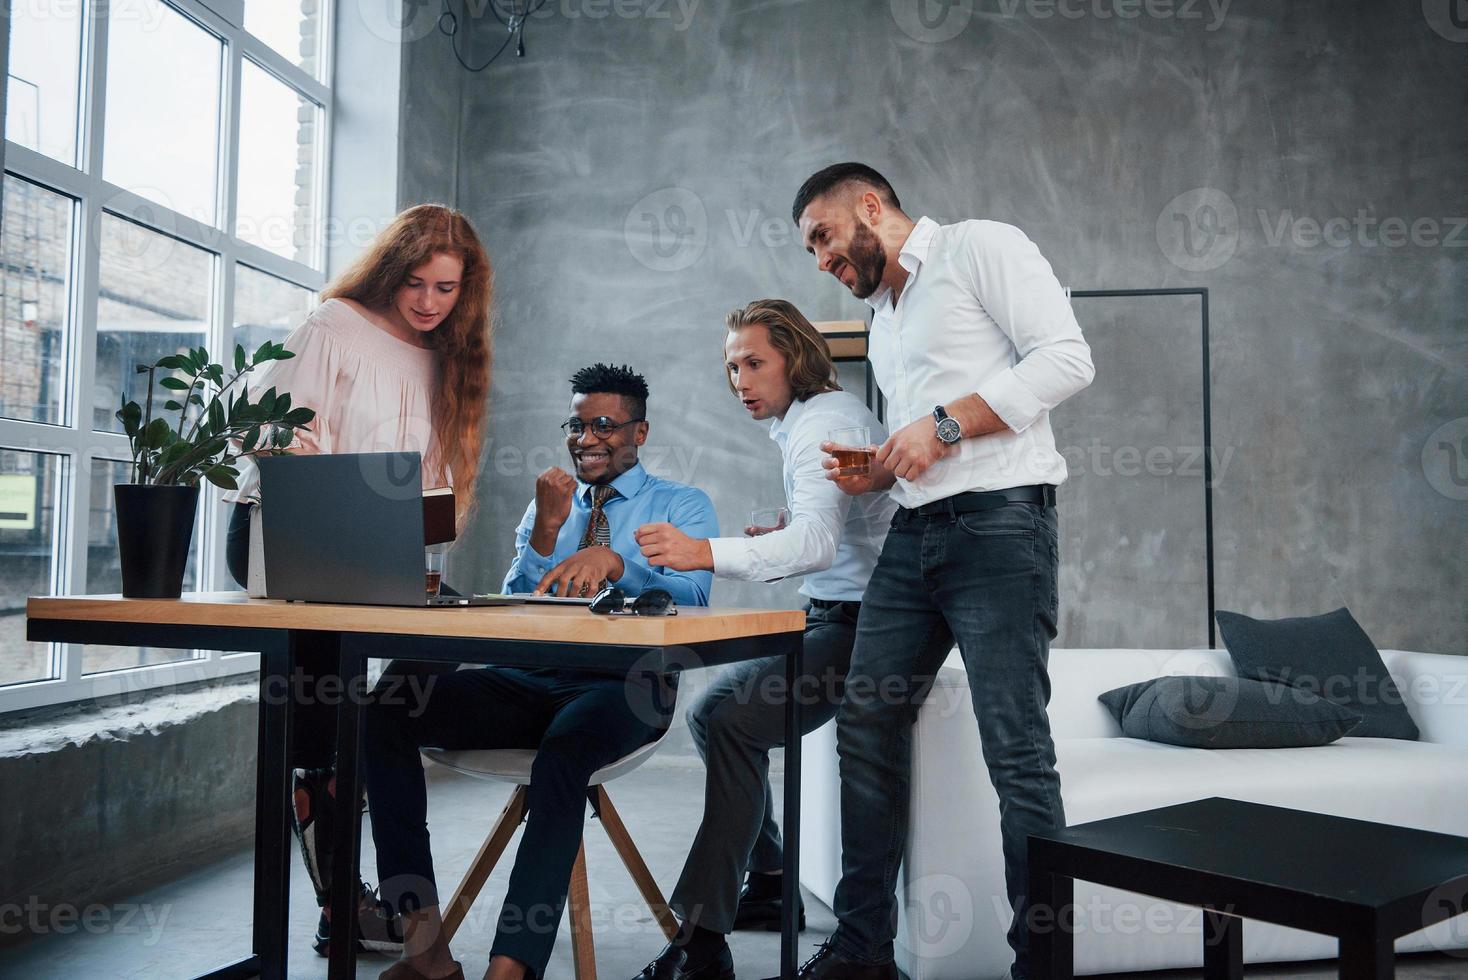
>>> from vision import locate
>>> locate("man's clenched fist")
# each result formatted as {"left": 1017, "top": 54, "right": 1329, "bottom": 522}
{"left": 531, "top": 467, "right": 578, "bottom": 555}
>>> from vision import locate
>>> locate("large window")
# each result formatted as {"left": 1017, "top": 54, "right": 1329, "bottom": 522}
{"left": 1, "top": 0, "right": 332, "bottom": 711}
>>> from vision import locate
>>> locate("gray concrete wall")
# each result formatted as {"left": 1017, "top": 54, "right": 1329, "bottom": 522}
{"left": 0, "top": 678, "right": 258, "bottom": 949}
{"left": 404, "top": 0, "right": 1466, "bottom": 655}
{"left": 397, "top": 3, "right": 463, "bottom": 210}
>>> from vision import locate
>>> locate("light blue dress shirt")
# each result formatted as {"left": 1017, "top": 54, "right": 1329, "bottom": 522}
{"left": 502, "top": 462, "right": 718, "bottom": 606}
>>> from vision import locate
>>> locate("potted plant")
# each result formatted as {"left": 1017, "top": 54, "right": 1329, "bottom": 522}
{"left": 113, "top": 342, "right": 315, "bottom": 598}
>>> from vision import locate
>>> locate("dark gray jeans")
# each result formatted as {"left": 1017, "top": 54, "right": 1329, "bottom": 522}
{"left": 669, "top": 600, "right": 860, "bottom": 934}
{"left": 830, "top": 500, "right": 1065, "bottom": 980}
{"left": 365, "top": 666, "right": 673, "bottom": 980}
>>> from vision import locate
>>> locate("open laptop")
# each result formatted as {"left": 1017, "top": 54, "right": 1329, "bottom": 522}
{"left": 256, "top": 452, "right": 522, "bottom": 607}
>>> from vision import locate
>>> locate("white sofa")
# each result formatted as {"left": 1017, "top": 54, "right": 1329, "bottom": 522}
{"left": 798, "top": 647, "right": 1468, "bottom": 979}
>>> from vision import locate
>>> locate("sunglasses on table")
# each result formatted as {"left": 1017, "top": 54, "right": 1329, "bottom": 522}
{"left": 560, "top": 416, "right": 646, "bottom": 437}
{"left": 588, "top": 587, "right": 678, "bottom": 617}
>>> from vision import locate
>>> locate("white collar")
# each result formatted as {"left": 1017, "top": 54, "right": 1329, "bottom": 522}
{"left": 865, "top": 216, "right": 940, "bottom": 311}
{"left": 768, "top": 394, "right": 811, "bottom": 443}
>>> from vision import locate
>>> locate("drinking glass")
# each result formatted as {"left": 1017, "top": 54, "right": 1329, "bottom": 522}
{"left": 425, "top": 547, "right": 445, "bottom": 599}
{"left": 748, "top": 506, "right": 791, "bottom": 536}
{"left": 827, "top": 425, "right": 874, "bottom": 476}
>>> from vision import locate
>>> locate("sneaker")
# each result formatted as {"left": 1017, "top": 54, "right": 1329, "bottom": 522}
{"left": 312, "top": 881, "right": 406, "bottom": 957}
{"left": 292, "top": 767, "right": 337, "bottom": 905}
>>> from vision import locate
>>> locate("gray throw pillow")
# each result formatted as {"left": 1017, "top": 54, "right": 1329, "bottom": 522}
{"left": 1216, "top": 607, "right": 1419, "bottom": 740}
{"left": 1097, "top": 675, "right": 1362, "bottom": 749}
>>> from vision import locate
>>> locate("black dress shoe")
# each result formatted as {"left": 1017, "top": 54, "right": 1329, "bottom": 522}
{"left": 732, "top": 883, "right": 806, "bottom": 932}
{"left": 760, "top": 940, "right": 897, "bottom": 980}
{"left": 631, "top": 941, "right": 735, "bottom": 980}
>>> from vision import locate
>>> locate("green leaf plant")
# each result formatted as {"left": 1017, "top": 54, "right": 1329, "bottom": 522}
{"left": 114, "top": 343, "right": 316, "bottom": 491}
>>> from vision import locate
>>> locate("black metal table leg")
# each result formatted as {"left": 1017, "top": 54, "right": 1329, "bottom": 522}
{"left": 781, "top": 632, "right": 804, "bottom": 980}
{"left": 327, "top": 639, "right": 368, "bottom": 980}
{"left": 1339, "top": 926, "right": 1394, "bottom": 980}
{"left": 252, "top": 633, "right": 294, "bottom": 980}
{"left": 1026, "top": 854, "right": 1073, "bottom": 980}
{"left": 1203, "top": 907, "right": 1242, "bottom": 980}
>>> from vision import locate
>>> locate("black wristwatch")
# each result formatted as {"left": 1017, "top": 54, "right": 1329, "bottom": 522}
{"left": 933, "top": 405, "right": 962, "bottom": 445}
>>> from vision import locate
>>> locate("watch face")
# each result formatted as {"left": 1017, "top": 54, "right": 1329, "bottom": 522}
{"left": 936, "top": 417, "right": 962, "bottom": 444}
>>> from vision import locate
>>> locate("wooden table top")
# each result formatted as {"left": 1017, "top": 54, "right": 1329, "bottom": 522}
{"left": 27, "top": 592, "right": 806, "bottom": 647}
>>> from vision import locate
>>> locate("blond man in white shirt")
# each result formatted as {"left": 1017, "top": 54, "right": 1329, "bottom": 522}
{"left": 632, "top": 300, "right": 896, "bottom": 980}
{"left": 785, "top": 164, "right": 1095, "bottom": 980}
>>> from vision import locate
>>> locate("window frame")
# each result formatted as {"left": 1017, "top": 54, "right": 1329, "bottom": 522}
{"left": 1, "top": 0, "right": 334, "bottom": 713}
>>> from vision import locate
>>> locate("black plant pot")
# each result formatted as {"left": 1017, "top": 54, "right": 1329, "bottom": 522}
{"left": 114, "top": 484, "right": 199, "bottom": 598}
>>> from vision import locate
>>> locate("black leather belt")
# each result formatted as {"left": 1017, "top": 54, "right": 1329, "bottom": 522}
{"left": 809, "top": 598, "right": 859, "bottom": 611}
{"left": 907, "top": 484, "right": 1056, "bottom": 517}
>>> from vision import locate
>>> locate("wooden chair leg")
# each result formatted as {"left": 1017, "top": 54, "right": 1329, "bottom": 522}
{"left": 568, "top": 842, "right": 597, "bottom": 980}
{"left": 595, "top": 786, "right": 679, "bottom": 942}
{"left": 442, "top": 785, "right": 527, "bottom": 942}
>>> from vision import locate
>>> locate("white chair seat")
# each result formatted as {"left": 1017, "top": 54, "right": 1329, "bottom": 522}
{"left": 424, "top": 733, "right": 669, "bottom": 787}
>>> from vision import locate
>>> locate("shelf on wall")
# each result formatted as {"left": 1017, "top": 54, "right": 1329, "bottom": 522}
{"left": 813, "top": 319, "right": 868, "bottom": 360}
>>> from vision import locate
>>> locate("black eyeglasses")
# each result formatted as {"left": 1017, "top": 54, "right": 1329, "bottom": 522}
{"left": 588, "top": 587, "right": 678, "bottom": 617}
{"left": 561, "top": 416, "right": 645, "bottom": 438}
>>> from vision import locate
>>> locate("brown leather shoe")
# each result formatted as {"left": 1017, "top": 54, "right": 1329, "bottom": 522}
{"left": 378, "top": 960, "right": 465, "bottom": 980}
{"left": 761, "top": 940, "right": 897, "bottom": 980}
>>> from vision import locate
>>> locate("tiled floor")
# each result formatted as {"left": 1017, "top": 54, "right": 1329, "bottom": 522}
{"left": 2, "top": 761, "right": 1464, "bottom": 979}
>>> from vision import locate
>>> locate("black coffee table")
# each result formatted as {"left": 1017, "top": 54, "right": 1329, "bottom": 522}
{"left": 1027, "top": 796, "right": 1468, "bottom": 980}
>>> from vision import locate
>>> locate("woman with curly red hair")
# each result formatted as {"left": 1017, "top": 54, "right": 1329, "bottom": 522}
{"left": 223, "top": 203, "right": 493, "bottom": 959}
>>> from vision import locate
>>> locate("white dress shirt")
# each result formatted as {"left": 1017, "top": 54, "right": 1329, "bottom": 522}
{"left": 707, "top": 389, "right": 897, "bottom": 602}
{"left": 865, "top": 217, "right": 1095, "bottom": 509}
